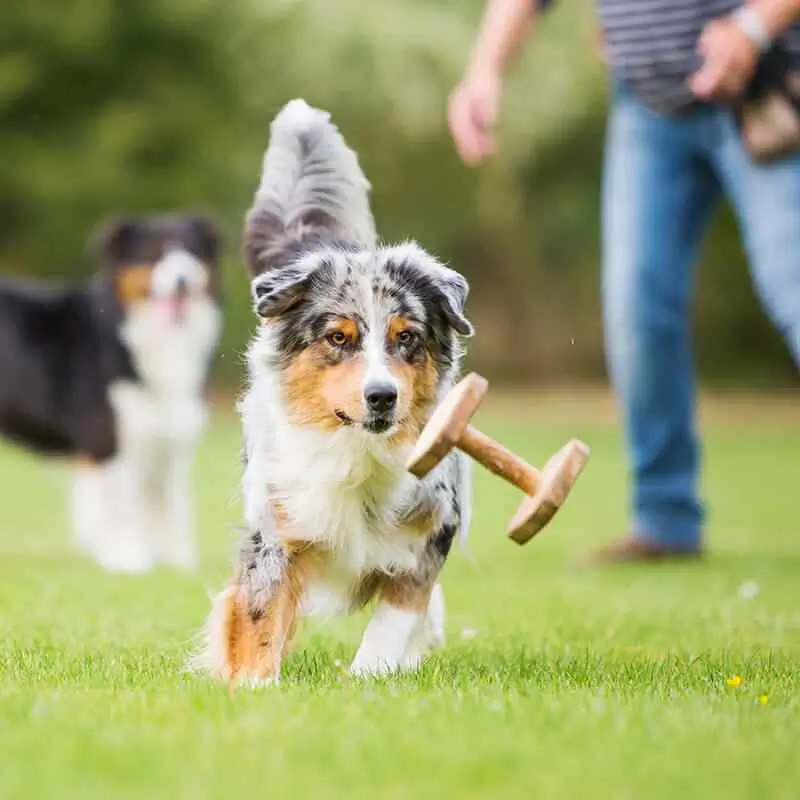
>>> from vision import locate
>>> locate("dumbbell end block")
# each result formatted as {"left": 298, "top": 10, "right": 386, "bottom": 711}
{"left": 406, "top": 372, "right": 489, "bottom": 478}
{"left": 506, "top": 439, "right": 590, "bottom": 544}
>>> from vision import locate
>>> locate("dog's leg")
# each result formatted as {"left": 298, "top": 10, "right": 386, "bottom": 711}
{"left": 158, "top": 443, "right": 198, "bottom": 571}
{"left": 194, "top": 540, "right": 311, "bottom": 687}
{"left": 351, "top": 512, "right": 458, "bottom": 679}
{"left": 350, "top": 576, "right": 434, "bottom": 679}
{"left": 92, "top": 448, "right": 156, "bottom": 574}
{"left": 401, "top": 581, "right": 446, "bottom": 670}
{"left": 70, "top": 459, "right": 110, "bottom": 558}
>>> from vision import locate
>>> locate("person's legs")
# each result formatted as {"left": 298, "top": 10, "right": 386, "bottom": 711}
{"left": 709, "top": 113, "right": 800, "bottom": 367}
{"left": 593, "top": 88, "right": 720, "bottom": 560}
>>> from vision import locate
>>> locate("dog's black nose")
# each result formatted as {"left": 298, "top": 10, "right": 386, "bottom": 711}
{"left": 365, "top": 383, "right": 398, "bottom": 413}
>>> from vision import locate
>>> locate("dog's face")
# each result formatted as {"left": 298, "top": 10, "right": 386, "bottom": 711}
{"left": 93, "top": 214, "right": 223, "bottom": 324}
{"left": 252, "top": 242, "right": 473, "bottom": 438}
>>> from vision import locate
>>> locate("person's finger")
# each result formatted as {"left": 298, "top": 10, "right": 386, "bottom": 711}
{"left": 448, "top": 90, "right": 478, "bottom": 162}
{"left": 473, "top": 92, "right": 497, "bottom": 128}
{"left": 695, "top": 23, "right": 717, "bottom": 57}
{"left": 449, "top": 91, "right": 485, "bottom": 165}
{"left": 688, "top": 57, "right": 727, "bottom": 99}
{"left": 470, "top": 98, "right": 496, "bottom": 157}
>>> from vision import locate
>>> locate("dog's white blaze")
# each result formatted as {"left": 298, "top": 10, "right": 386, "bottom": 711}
{"left": 361, "top": 324, "right": 395, "bottom": 392}
{"left": 151, "top": 248, "right": 209, "bottom": 297}
{"left": 360, "top": 278, "right": 398, "bottom": 400}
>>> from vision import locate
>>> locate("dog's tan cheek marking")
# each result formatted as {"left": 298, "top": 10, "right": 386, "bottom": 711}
{"left": 116, "top": 264, "right": 153, "bottom": 306}
{"left": 283, "top": 346, "right": 366, "bottom": 430}
{"left": 321, "top": 357, "right": 366, "bottom": 419}
{"left": 281, "top": 347, "right": 332, "bottom": 429}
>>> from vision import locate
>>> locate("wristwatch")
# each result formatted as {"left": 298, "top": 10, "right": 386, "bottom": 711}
{"left": 732, "top": 6, "right": 773, "bottom": 52}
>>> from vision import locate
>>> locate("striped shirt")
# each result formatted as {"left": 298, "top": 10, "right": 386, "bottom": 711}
{"left": 541, "top": 0, "right": 800, "bottom": 113}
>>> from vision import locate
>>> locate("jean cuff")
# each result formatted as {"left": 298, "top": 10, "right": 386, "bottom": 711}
{"left": 633, "top": 514, "right": 702, "bottom": 553}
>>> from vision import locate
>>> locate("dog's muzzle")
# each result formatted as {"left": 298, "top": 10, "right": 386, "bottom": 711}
{"left": 363, "top": 381, "right": 398, "bottom": 433}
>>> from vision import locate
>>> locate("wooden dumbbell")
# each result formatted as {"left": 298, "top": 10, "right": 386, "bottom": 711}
{"left": 406, "top": 372, "right": 590, "bottom": 544}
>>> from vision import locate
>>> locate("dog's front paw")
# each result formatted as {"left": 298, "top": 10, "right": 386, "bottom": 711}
{"left": 92, "top": 537, "right": 155, "bottom": 575}
{"left": 349, "top": 650, "right": 403, "bottom": 679}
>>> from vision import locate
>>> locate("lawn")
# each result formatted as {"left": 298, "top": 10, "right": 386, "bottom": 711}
{"left": 0, "top": 389, "right": 798, "bottom": 799}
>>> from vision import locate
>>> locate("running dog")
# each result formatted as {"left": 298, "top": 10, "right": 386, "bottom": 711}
{"left": 194, "top": 100, "right": 475, "bottom": 685}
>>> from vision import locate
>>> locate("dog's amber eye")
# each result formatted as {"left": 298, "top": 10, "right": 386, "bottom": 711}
{"left": 397, "top": 330, "right": 417, "bottom": 346}
{"left": 326, "top": 331, "right": 348, "bottom": 347}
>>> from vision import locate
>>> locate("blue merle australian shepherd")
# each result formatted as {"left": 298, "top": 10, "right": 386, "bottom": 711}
{"left": 0, "top": 214, "right": 223, "bottom": 573}
{"left": 193, "top": 100, "right": 475, "bottom": 686}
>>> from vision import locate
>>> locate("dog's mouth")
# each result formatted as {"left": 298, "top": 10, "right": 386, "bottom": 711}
{"left": 335, "top": 410, "right": 354, "bottom": 426}
{"left": 334, "top": 410, "right": 396, "bottom": 435}
{"left": 157, "top": 279, "right": 193, "bottom": 325}
{"left": 363, "top": 416, "right": 394, "bottom": 434}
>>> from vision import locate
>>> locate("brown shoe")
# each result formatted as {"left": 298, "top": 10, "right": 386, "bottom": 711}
{"left": 578, "top": 535, "right": 703, "bottom": 567}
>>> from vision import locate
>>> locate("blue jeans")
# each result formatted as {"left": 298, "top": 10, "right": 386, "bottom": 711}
{"left": 602, "top": 84, "right": 800, "bottom": 551}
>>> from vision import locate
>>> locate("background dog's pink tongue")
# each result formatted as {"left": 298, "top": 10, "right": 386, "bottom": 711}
{"left": 160, "top": 296, "right": 185, "bottom": 324}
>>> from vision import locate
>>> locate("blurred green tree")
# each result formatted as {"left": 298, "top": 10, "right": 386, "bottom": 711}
{"left": 0, "top": 0, "right": 256, "bottom": 271}
{"left": 0, "top": 0, "right": 795, "bottom": 388}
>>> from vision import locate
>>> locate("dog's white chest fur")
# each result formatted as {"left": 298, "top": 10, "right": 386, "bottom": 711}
{"left": 240, "top": 364, "right": 429, "bottom": 617}
{"left": 113, "top": 297, "right": 221, "bottom": 442}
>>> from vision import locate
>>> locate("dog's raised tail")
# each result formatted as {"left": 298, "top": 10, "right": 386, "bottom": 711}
{"left": 244, "top": 99, "right": 377, "bottom": 276}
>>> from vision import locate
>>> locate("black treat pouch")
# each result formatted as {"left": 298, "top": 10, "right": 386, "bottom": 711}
{"left": 735, "top": 41, "right": 800, "bottom": 162}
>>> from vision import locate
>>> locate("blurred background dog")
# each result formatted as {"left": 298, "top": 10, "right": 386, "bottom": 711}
{"left": 0, "top": 213, "right": 223, "bottom": 573}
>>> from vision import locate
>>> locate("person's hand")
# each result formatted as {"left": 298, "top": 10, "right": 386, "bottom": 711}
{"left": 688, "top": 15, "right": 762, "bottom": 102}
{"left": 447, "top": 67, "right": 503, "bottom": 166}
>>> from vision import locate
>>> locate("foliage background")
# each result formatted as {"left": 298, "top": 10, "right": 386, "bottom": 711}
{"left": 2, "top": 0, "right": 796, "bottom": 389}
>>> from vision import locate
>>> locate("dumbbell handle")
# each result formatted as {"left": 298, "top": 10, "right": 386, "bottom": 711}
{"left": 458, "top": 426, "right": 541, "bottom": 496}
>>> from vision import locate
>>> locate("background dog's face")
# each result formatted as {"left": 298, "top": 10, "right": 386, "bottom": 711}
{"left": 92, "top": 213, "right": 223, "bottom": 324}
{"left": 252, "top": 242, "right": 473, "bottom": 439}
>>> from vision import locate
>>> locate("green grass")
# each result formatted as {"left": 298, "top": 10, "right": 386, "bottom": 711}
{"left": 0, "top": 391, "right": 798, "bottom": 799}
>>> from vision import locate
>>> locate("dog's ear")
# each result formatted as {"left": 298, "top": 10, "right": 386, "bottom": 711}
{"left": 251, "top": 261, "right": 321, "bottom": 318}
{"left": 430, "top": 264, "right": 474, "bottom": 337}
{"left": 90, "top": 217, "right": 142, "bottom": 264}
{"left": 184, "top": 214, "right": 223, "bottom": 265}
{"left": 384, "top": 243, "right": 474, "bottom": 338}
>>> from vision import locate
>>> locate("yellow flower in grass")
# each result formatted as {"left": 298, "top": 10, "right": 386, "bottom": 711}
{"left": 726, "top": 675, "right": 743, "bottom": 687}
{"left": 758, "top": 694, "right": 769, "bottom": 705}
